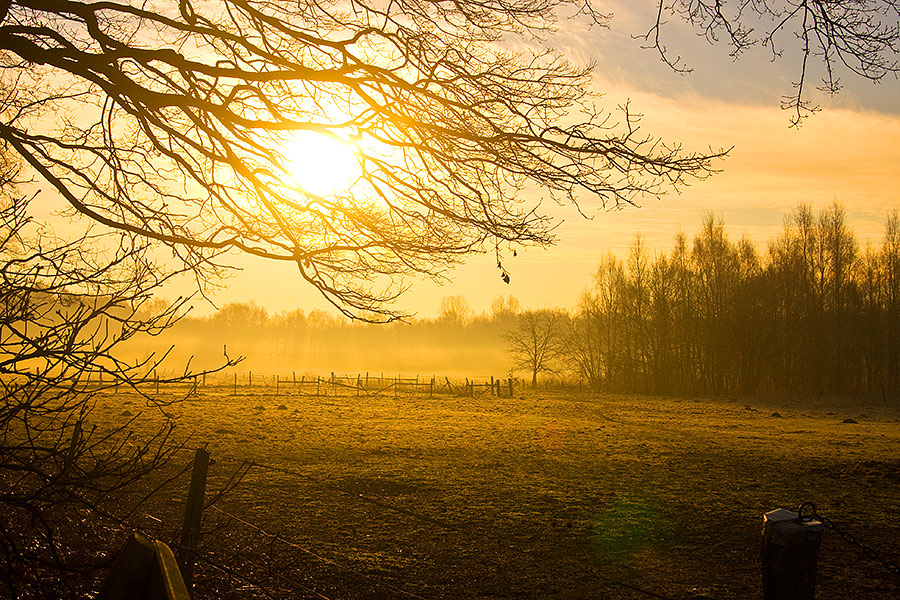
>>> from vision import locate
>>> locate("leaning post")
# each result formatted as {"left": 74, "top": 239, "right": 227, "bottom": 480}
{"left": 177, "top": 448, "right": 211, "bottom": 589}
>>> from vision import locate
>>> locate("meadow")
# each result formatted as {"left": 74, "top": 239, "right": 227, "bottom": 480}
{"left": 94, "top": 384, "right": 900, "bottom": 599}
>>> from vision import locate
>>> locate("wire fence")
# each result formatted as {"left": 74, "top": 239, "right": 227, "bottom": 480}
{"left": 87, "top": 370, "right": 521, "bottom": 399}
{"left": 124, "top": 444, "right": 770, "bottom": 600}
{"left": 99, "top": 408, "right": 900, "bottom": 600}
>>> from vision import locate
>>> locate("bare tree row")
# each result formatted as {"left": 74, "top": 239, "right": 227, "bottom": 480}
{"left": 508, "top": 203, "right": 900, "bottom": 401}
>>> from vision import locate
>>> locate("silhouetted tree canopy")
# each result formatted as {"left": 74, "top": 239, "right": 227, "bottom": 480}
{"left": 0, "top": 0, "right": 728, "bottom": 320}
{"left": 647, "top": 0, "right": 900, "bottom": 125}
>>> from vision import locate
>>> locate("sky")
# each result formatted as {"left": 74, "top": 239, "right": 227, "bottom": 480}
{"left": 196, "top": 3, "right": 900, "bottom": 320}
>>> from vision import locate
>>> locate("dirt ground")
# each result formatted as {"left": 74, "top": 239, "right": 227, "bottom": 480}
{"left": 93, "top": 385, "right": 900, "bottom": 599}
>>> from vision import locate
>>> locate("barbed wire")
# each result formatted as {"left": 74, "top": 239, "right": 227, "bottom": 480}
{"left": 207, "top": 504, "right": 429, "bottom": 600}
{"left": 122, "top": 406, "right": 900, "bottom": 599}
{"left": 209, "top": 454, "right": 773, "bottom": 600}
{"left": 196, "top": 544, "right": 335, "bottom": 600}
{"left": 158, "top": 444, "right": 900, "bottom": 600}
{"left": 218, "top": 455, "right": 537, "bottom": 556}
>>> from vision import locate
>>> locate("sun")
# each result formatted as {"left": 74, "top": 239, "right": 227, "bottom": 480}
{"left": 280, "top": 132, "right": 361, "bottom": 197}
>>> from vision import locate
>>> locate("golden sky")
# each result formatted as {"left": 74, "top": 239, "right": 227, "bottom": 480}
{"left": 202, "top": 7, "right": 900, "bottom": 319}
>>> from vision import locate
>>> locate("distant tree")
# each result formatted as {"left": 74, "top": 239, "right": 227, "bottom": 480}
{"left": 565, "top": 293, "right": 606, "bottom": 389}
{"left": 272, "top": 308, "right": 307, "bottom": 331}
{"left": 819, "top": 203, "right": 861, "bottom": 393}
{"left": 820, "top": 202, "right": 859, "bottom": 312}
{"left": 306, "top": 309, "right": 341, "bottom": 329}
{"left": 768, "top": 205, "right": 818, "bottom": 392}
{"left": 212, "top": 301, "right": 270, "bottom": 332}
{"left": 506, "top": 309, "right": 567, "bottom": 386}
{"left": 647, "top": 251, "right": 677, "bottom": 393}
{"left": 691, "top": 214, "right": 740, "bottom": 393}
{"left": 439, "top": 295, "right": 473, "bottom": 327}
{"left": 490, "top": 295, "right": 522, "bottom": 323}
{"left": 563, "top": 254, "right": 626, "bottom": 390}
{"left": 623, "top": 235, "right": 653, "bottom": 391}
{"left": 668, "top": 232, "right": 699, "bottom": 392}
{"left": 733, "top": 234, "right": 767, "bottom": 392}
{"left": 881, "top": 212, "right": 900, "bottom": 392}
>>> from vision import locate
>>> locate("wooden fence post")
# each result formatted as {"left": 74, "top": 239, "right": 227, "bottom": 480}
{"left": 65, "top": 419, "right": 83, "bottom": 469}
{"left": 508, "top": 378, "right": 514, "bottom": 397}
{"left": 100, "top": 533, "right": 190, "bottom": 600}
{"left": 276, "top": 375, "right": 279, "bottom": 396}
{"left": 233, "top": 373, "right": 237, "bottom": 395}
{"left": 761, "top": 505, "right": 824, "bottom": 600}
{"left": 177, "top": 448, "right": 210, "bottom": 590}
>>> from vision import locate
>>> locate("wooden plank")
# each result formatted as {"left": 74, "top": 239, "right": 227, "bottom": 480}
{"left": 148, "top": 541, "right": 191, "bottom": 600}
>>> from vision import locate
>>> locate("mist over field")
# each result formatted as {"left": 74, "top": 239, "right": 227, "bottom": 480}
{"left": 143, "top": 307, "right": 511, "bottom": 379}
{"left": 135, "top": 203, "right": 900, "bottom": 402}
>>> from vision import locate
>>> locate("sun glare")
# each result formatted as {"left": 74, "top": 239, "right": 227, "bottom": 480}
{"left": 281, "top": 132, "right": 361, "bottom": 196}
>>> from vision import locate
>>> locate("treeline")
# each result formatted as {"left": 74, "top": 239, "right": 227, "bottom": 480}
{"left": 560, "top": 203, "right": 900, "bottom": 399}
{"left": 139, "top": 201, "right": 900, "bottom": 400}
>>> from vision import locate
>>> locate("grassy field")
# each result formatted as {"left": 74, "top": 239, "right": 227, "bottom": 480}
{"left": 94, "top": 386, "right": 900, "bottom": 599}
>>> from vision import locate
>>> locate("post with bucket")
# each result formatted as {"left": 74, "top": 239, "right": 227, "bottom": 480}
{"left": 761, "top": 502, "right": 824, "bottom": 600}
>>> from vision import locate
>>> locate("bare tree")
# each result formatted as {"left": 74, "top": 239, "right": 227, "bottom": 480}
{"left": 438, "top": 295, "right": 473, "bottom": 326}
{"left": 623, "top": 235, "right": 652, "bottom": 391}
{"left": 645, "top": 1, "right": 900, "bottom": 125}
{"left": 0, "top": 167, "right": 239, "bottom": 597}
{"left": 490, "top": 295, "right": 522, "bottom": 322}
{"left": 562, "top": 254, "right": 626, "bottom": 390}
{"left": 0, "top": 0, "right": 725, "bottom": 321}
{"left": 506, "top": 309, "right": 566, "bottom": 386}
{"left": 691, "top": 213, "right": 740, "bottom": 394}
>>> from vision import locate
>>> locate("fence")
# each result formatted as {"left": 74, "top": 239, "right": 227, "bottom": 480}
{"left": 89, "top": 370, "right": 520, "bottom": 398}
{"left": 124, "top": 447, "right": 676, "bottom": 600}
